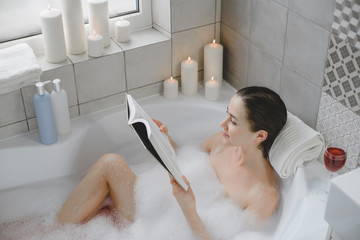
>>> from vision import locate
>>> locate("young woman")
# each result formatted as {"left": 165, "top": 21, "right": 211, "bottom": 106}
{"left": 57, "top": 86, "right": 287, "bottom": 240}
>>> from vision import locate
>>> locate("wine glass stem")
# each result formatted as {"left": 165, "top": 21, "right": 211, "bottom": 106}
{"left": 326, "top": 173, "right": 334, "bottom": 195}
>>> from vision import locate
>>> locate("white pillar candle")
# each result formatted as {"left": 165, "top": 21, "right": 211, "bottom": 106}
{"left": 205, "top": 77, "right": 220, "bottom": 101}
{"left": 40, "top": 5, "right": 67, "bottom": 63}
{"left": 87, "top": 31, "right": 103, "bottom": 57}
{"left": 115, "top": 17, "right": 131, "bottom": 42}
{"left": 204, "top": 39, "right": 223, "bottom": 87}
{"left": 88, "top": 0, "right": 110, "bottom": 47}
{"left": 164, "top": 77, "right": 178, "bottom": 100}
{"left": 181, "top": 57, "right": 198, "bottom": 96}
{"left": 60, "top": 0, "right": 87, "bottom": 54}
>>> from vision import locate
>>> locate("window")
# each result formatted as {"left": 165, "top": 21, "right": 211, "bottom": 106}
{"left": 0, "top": 0, "right": 149, "bottom": 44}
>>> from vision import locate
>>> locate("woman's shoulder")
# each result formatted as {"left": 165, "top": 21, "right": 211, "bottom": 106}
{"left": 246, "top": 180, "right": 279, "bottom": 221}
{"left": 201, "top": 132, "right": 223, "bottom": 153}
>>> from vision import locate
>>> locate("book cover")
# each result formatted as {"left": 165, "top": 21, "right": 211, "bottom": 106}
{"left": 126, "top": 94, "right": 188, "bottom": 191}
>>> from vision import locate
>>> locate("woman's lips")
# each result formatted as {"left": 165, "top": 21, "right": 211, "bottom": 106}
{"left": 222, "top": 132, "right": 229, "bottom": 137}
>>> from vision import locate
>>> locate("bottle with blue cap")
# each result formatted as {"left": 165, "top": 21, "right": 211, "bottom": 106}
{"left": 51, "top": 79, "right": 71, "bottom": 135}
{"left": 33, "top": 81, "right": 57, "bottom": 145}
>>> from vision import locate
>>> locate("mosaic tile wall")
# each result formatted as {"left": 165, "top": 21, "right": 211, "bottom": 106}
{"left": 317, "top": 92, "right": 360, "bottom": 170}
{"left": 316, "top": 0, "right": 360, "bottom": 171}
{"left": 323, "top": 35, "right": 360, "bottom": 115}
{"left": 332, "top": 0, "right": 360, "bottom": 48}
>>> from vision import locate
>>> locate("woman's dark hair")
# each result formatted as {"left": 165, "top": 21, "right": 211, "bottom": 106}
{"left": 236, "top": 86, "right": 287, "bottom": 159}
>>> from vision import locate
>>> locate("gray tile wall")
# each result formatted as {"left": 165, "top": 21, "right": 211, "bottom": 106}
{"left": 0, "top": 0, "right": 221, "bottom": 140}
{"left": 221, "top": 0, "right": 336, "bottom": 128}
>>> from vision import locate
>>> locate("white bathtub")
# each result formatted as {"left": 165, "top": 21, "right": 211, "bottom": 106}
{"left": 0, "top": 83, "right": 330, "bottom": 239}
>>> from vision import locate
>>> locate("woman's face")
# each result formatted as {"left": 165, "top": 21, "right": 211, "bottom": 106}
{"left": 220, "top": 95, "right": 258, "bottom": 148}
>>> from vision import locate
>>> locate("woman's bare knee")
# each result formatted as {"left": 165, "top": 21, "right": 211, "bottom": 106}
{"left": 95, "top": 153, "right": 126, "bottom": 169}
{"left": 95, "top": 153, "right": 134, "bottom": 180}
{"left": 99, "top": 153, "right": 125, "bottom": 164}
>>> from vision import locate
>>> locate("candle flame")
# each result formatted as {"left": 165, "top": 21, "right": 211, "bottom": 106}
{"left": 212, "top": 39, "right": 216, "bottom": 44}
{"left": 93, "top": 30, "right": 97, "bottom": 36}
{"left": 120, "top": 17, "right": 124, "bottom": 21}
{"left": 211, "top": 76, "right": 214, "bottom": 81}
{"left": 48, "top": 4, "right": 51, "bottom": 11}
{"left": 187, "top": 57, "right": 191, "bottom": 62}
{"left": 169, "top": 77, "right": 174, "bottom": 83}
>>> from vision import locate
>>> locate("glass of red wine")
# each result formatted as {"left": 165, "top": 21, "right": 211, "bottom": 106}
{"left": 319, "top": 142, "right": 347, "bottom": 202}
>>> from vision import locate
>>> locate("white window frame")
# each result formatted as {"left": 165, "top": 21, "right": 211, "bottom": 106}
{"left": 0, "top": 0, "right": 152, "bottom": 55}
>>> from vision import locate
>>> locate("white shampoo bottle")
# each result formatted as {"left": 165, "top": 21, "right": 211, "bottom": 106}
{"left": 51, "top": 79, "right": 71, "bottom": 135}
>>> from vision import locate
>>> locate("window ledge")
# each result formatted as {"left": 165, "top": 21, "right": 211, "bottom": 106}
{"left": 36, "top": 27, "right": 170, "bottom": 72}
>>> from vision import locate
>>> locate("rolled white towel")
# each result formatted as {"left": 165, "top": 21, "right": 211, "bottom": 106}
{"left": 269, "top": 112, "right": 325, "bottom": 178}
{"left": 0, "top": 43, "right": 42, "bottom": 94}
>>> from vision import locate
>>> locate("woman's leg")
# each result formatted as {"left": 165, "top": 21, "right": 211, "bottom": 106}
{"left": 57, "top": 153, "right": 137, "bottom": 223}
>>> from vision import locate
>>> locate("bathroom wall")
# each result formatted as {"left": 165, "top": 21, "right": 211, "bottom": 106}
{"left": 221, "top": 0, "right": 335, "bottom": 128}
{"left": 221, "top": 0, "right": 359, "bottom": 170}
{"left": 0, "top": 0, "right": 221, "bottom": 140}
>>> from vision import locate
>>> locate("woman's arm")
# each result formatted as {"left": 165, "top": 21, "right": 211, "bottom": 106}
{"left": 170, "top": 175, "right": 213, "bottom": 240}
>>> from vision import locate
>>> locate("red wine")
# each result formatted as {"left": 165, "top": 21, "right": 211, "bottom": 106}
{"left": 324, "top": 147, "right": 347, "bottom": 172}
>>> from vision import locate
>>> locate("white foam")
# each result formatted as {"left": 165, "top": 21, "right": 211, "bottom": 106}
{"left": 0, "top": 145, "right": 280, "bottom": 240}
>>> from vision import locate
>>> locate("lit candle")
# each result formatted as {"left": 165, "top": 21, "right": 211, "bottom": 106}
{"left": 88, "top": 0, "right": 110, "bottom": 47}
{"left": 87, "top": 31, "right": 103, "bottom": 58}
{"left": 40, "top": 5, "right": 67, "bottom": 63}
{"left": 181, "top": 57, "right": 198, "bottom": 96}
{"left": 204, "top": 39, "right": 223, "bottom": 87}
{"left": 164, "top": 77, "right": 178, "bottom": 99}
{"left": 205, "top": 76, "right": 220, "bottom": 101}
{"left": 115, "top": 17, "right": 131, "bottom": 43}
{"left": 60, "top": 0, "right": 87, "bottom": 54}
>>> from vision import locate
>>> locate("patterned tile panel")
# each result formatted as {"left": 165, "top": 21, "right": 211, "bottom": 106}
{"left": 332, "top": 0, "right": 360, "bottom": 49}
{"left": 316, "top": 91, "right": 360, "bottom": 170}
{"left": 323, "top": 34, "right": 360, "bottom": 115}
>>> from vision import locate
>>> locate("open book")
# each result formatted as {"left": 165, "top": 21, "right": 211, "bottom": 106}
{"left": 126, "top": 94, "right": 188, "bottom": 192}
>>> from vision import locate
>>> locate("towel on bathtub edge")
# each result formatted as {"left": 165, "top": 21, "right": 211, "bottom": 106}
{"left": 269, "top": 112, "right": 325, "bottom": 178}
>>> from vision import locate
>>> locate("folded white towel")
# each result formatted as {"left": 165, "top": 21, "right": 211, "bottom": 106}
{"left": 269, "top": 112, "right": 325, "bottom": 178}
{"left": 0, "top": 43, "right": 42, "bottom": 94}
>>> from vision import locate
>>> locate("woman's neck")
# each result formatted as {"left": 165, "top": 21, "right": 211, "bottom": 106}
{"left": 239, "top": 146, "right": 268, "bottom": 170}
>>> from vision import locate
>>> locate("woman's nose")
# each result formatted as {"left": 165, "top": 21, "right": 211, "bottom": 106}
{"left": 220, "top": 117, "right": 229, "bottom": 129}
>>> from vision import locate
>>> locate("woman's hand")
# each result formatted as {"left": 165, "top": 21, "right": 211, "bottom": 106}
{"left": 152, "top": 118, "right": 176, "bottom": 149}
{"left": 169, "top": 175, "right": 196, "bottom": 214}
{"left": 170, "top": 175, "right": 212, "bottom": 240}
{"left": 152, "top": 118, "right": 168, "bottom": 134}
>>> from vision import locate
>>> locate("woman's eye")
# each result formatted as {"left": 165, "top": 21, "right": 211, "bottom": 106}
{"left": 230, "top": 119, "right": 237, "bottom": 125}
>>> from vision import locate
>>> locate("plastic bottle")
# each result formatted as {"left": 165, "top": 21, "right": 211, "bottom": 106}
{"left": 51, "top": 79, "right": 71, "bottom": 135}
{"left": 33, "top": 81, "right": 57, "bottom": 145}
